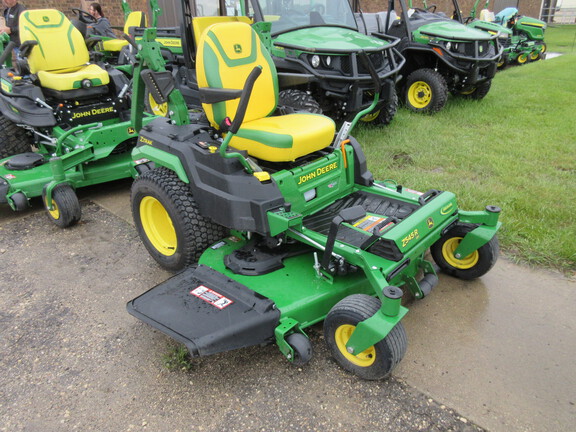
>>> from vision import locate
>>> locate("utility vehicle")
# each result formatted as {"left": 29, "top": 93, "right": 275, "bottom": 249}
{"left": 352, "top": 0, "right": 502, "bottom": 113}
{"left": 0, "top": 9, "right": 172, "bottom": 226}
{"left": 126, "top": 20, "right": 501, "bottom": 379}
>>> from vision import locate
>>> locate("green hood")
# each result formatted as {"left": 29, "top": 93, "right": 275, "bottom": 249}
{"left": 468, "top": 20, "right": 512, "bottom": 36}
{"left": 417, "top": 21, "right": 494, "bottom": 41}
{"left": 273, "top": 27, "right": 388, "bottom": 52}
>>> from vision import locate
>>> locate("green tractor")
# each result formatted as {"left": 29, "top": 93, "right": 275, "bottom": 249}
{"left": 493, "top": 5, "right": 547, "bottom": 65}
{"left": 0, "top": 9, "right": 173, "bottom": 226}
{"left": 126, "top": 20, "right": 501, "bottom": 379}
{"left": 353, "top": 0, "right": 502, "bottom": 113}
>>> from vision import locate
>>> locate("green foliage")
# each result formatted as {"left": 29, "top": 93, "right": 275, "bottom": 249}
{"left": 163, "top": 344, "right": 194, "bottom": 371}
{"left": 355, "top": 53, "right": 576, "bottom": 273}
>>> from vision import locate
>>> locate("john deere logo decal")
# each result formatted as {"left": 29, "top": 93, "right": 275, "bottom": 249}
{"left": 427, "top": 218, "right": 434, "bottom": 229}
{"left": 127, "top": 127, "right": 136, "bottom": 135}
{"left": 43, "top": 16, "right": 49, "bottom": 22}
{"left": 234, "top": 44, "right": 242, "bottom": 54}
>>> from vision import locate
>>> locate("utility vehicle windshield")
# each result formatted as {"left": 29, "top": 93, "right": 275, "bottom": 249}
{"left": 255, "top": 0, "right": 358, "bottom": 34}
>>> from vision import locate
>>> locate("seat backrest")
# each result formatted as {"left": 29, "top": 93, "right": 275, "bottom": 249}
{"left": 196, "top": 21, "right": 278, "bottom": 129}
{"left": 124, "top": 11, "right": 147, "bottom": 34}
{"left": 192, "top": 16, "right": 253, "bottom": 50}
{"left": 19, "top": 9, "right": 89, "bottom": 74}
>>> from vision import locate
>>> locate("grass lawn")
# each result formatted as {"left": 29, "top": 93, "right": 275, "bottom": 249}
{"left": 354, "top": 27, "right": 575, "bottom": 273}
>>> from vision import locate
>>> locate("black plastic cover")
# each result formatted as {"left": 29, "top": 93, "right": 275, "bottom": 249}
{"left": 127, "top": 265, "right": 280, "bottom": 357}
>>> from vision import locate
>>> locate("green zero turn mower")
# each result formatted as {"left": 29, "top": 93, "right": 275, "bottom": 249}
{"left": 0, "top": 9, "right": 173, "bottom": 226}
{"left": 353, "top": 0, "right": 502, "bottom": 113}
{"left": 126, "top": 21, "right": 502, "bottom": 379}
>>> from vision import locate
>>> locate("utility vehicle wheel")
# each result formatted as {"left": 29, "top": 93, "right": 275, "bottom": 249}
{"left": 43, "top": 184, "right": 82, "bottom": 228}
{"left": 131, "top": 167, "right": 228, "bottom": 271}
{"left": 286, "top": 333, "right": 313, "bottom": 366}
{"left": 324, "top": 294, "right": 407, "bottom": 380}
{"left": 460, "top": 80, "right": 492, "bottom": 100}
{"left": 431, "top": 224, "right": 499, "bottom": 280}
{"left": 540, "top": 43, "right": 547, "bottom": 54}
{"left": 405, "top": 69, "right": 447, "bottom": 114}
{"left": 360, "top": 88, "right": 398, "bottom": 125}
{"left": 497, "top": 55, "right": 509, "bottom": 70}
{"left": 0, "top": 115, "right": 34, "bottom": 159}
{"left": 278, "top": 89, "right": 322, "bottom": 114}
{"left": 145, "top": 90, "right": 169, "bottom": 117}
{"left": 517, "top": 53, "right": 529, "bottom": 65}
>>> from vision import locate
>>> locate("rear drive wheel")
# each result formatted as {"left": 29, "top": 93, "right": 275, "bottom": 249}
{"left": 529, "top": 50, "right": 541, "bottom": 61}
{"left": 324, "top": 294, "right": 407, "bottom": 380}
{"left": 131, "top": 167, "right": 228, "bottom": 271}
{"left": 540, "top": 42, "right": 547, "bottom": 54}
{"left": 43, "top": 184, "right": 81, "bottom": 228}
{"left": 405, "top": 68, "right": 447, "bottom": 114}
{"left": 278, "top": 89, "right": 322, "bottom": 114}
{"left": 0, "top": 115, "right": 34, "bottom": 159}
{"left": 459, "top": 80, "right": 492, "bottom": 100}
{"left": 431, "top": 224, "right": 499, "bottom": 280}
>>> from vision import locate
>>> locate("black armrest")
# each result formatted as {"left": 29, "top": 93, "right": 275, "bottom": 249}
{"left": 199, "top": 87, "right": 243, "bottom": 104}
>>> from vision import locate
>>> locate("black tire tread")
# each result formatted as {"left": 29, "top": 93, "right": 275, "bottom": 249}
{"left": 44, "top": 184, "right": 81, "bottom": 228}
{"left": 0, "top": 116, "right": 34, "bottom": 159}
{"left": 278, "top": 89, "right": 322, "bottom": 114}
{"left": 324, "top": 294, "right": 407, "bottom": 380}
{"left": 404, "top": 68, "right": 448, "bottom": 114}
{"left": 131, "top": 167, "right": 228, "bottom": 271}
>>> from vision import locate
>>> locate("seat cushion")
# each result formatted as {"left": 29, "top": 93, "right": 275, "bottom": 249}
{"left": 101, "top": 39, "right": 129, "bottom": 52}
{"left": 37, "top": 63, "right": 110, "bottom": 91}
{"left": 230, "top": 113, "right": 335, "bottom": 162}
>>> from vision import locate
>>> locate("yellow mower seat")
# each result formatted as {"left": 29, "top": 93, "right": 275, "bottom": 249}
{"left": 196, "top": 22, "right": 335, "bottom": 162}
{"left": 102, "top": 11, "right": 148, "bottom": 52}
{"left": 19, "top": 9, "right": 109, "bottom": 91}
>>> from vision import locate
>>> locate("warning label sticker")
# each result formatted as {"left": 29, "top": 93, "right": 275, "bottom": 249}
{"left": 353, "top": 215, "right": 394, "bottom": 233}
{"left": 190, "top": 285, "right": 234, "bottom": 310}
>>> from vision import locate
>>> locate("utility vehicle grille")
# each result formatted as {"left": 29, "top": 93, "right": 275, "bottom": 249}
{"left": 341, "top": 51, "right": 386, "bottom": 76}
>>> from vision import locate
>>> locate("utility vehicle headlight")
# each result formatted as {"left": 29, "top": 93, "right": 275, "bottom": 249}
{"left": 311, "top": 55, "right": 320, "bottom": 68}
{"left": 445, "top": 42, "right": 452, "bottom": 50}
{"left": 324, "top": 56, "right": 332, "bottom": 67}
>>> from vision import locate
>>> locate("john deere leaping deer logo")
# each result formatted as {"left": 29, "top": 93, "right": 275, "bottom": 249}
{"left": 234, "top": 44, "right": 242, "bottom": 54}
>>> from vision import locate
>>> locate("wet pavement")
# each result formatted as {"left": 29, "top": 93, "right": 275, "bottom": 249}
{"left": 1, "top": 182, "right": 574, "bottom": 431}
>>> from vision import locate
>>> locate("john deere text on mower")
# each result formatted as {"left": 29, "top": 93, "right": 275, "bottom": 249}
{"left": 0, "top": 10, "right": 176, "bottom": 226}
{"left": 352, "top": 0, "right": 502, "bottom": 113}
{"left": 127, "top": 21, "right": 501, "bottom": 379}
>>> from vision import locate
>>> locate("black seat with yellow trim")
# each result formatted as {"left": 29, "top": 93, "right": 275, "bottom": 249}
{"left": 196, "top": 21, "right": 335, "bottom": 163}
{"left": 19, "top": 9, "right": 109, "bottom": 98}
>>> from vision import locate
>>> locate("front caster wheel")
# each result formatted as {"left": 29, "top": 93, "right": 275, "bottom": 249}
{"left": 131, "top": 167, "right": 228, "bottom": 271}
{"left": 43, "top": 184, "right": 81, "bottom": 228}
{"left": 431, "top": 223, "right": 499, "bottom": 280}
{"left": 286, "top": 333, "right": 313, "bottom": 366}
{"left": 324, "top": 294, "right": 407, "bottom": 380}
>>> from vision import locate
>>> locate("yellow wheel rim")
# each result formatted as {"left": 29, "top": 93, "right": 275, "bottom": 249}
{"left": 407, "top": 81, "right": 432, "bottom": 109}
{"left": 140, "top": 196, "right": 177, "bottom": 256}
{"left": 46, "top": 198, "right": 60, "bottom": 220}
{"left": 497, "top": 58, "right": 506, "bottom": 67}
{"left": 540, "top": 44, "right": 547, "bottom": 53}
{"left": 460, "top": 87, "right": 476, "bottom": 95}
{"left": 442, "top": 237, "right": 479, "bottom": 270}
{"left": 518, "top": 54, "right": 528, "bottom": 64}
{"left": 334, "top": 324, "right": 376, "bottom": 367}
{"left": 360, "top": 109, "right": 380, "bottom": 122}
{"left": 148, "top": 93, "right": 168, "bottom": 117}
{"left": 529, "top": 51, "right": 539, "bottom": 60}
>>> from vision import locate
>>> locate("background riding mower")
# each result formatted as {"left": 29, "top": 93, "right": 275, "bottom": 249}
{"left": 126, "top": 21, "right": 501, "bottom": 379}
{"left": 352, "top": 0, "right": 502, "bottom": 113}
{"left": 0, "top": 9, "right": 170, "bottom": 227}
{"left": 493, "top": 6, "right": 547, "bottom": 65}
